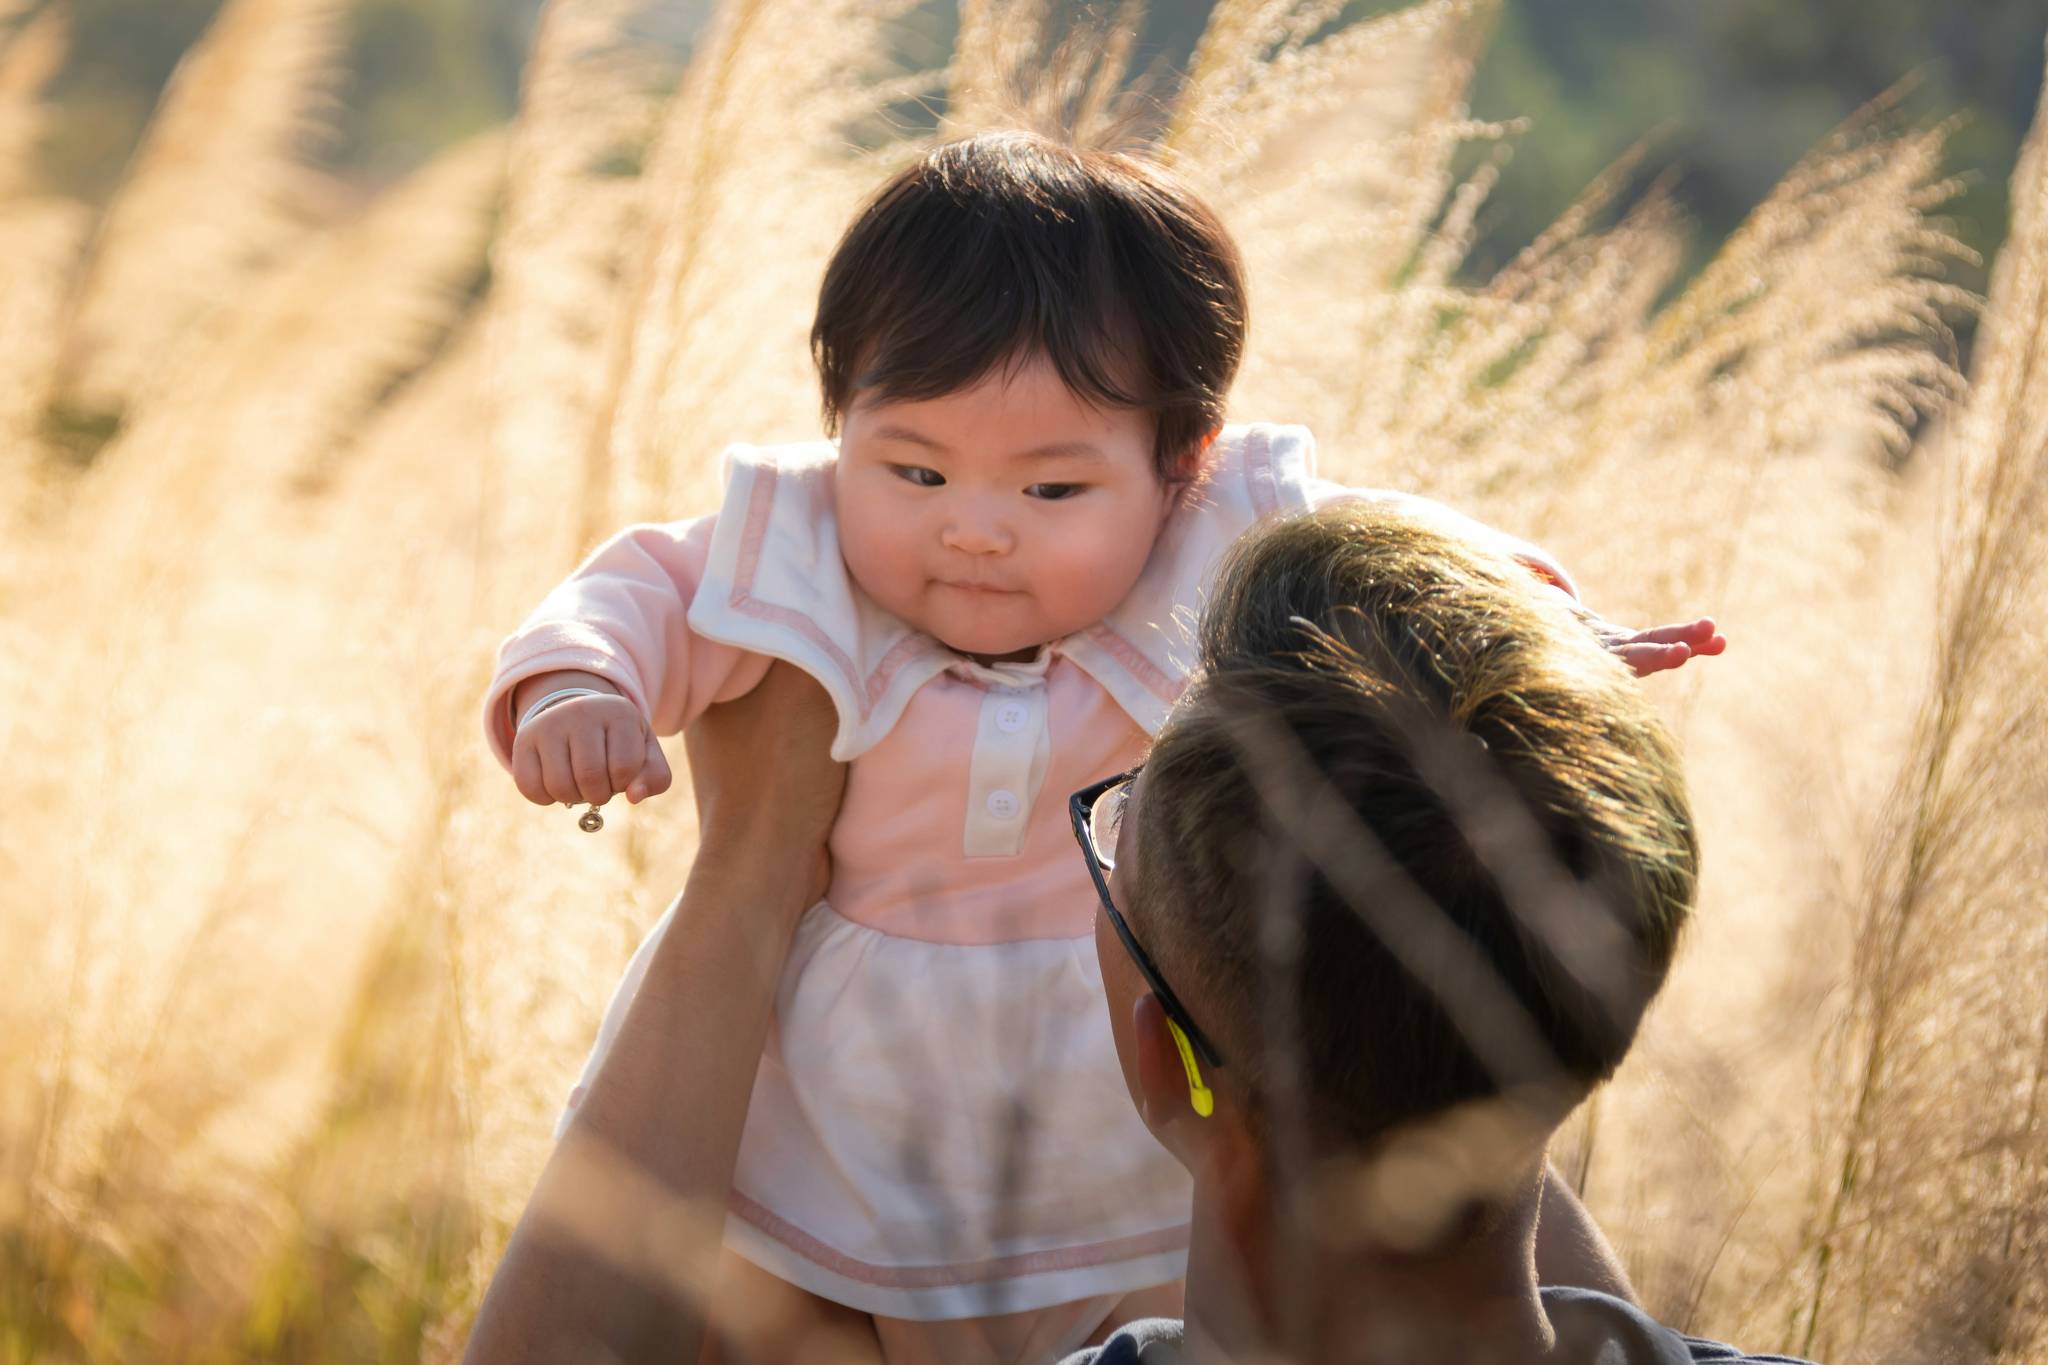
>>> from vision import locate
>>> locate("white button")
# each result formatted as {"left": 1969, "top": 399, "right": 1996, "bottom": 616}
{"left": 995, "top": 701, "right": 1029, "bottom": 733}
{"left": 985, "top": 789, "right": 1020, "bottom": 820}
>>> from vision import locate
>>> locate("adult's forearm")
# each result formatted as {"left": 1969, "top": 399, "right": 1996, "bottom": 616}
{"left": 463, "top": 850, "right": 812, "bottom": 1365}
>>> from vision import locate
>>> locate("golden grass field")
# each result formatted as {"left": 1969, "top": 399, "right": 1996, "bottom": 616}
{"left": 2, "top": 0, "right": 2045, "bottom": 1359}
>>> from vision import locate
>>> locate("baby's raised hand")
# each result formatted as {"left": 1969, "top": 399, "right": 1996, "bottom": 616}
{"left": 511, "top": 690, "right": 674, "bottom": 808}
{"left": 1603, "top": 616, "right": 1726, "bottom": 677}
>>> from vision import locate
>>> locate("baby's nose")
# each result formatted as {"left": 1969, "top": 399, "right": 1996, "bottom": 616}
{"left": 940, "top": 511, "right": 1014, "bottom": 555}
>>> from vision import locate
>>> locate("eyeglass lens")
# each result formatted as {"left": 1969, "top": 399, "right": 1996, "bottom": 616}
{"left": 1089, "top": 779, "right": 1131, "bottom": 871}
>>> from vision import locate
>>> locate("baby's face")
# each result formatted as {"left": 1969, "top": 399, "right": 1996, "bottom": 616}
{"left": 835, "top": 355, "right": 1179, "bottom": 660}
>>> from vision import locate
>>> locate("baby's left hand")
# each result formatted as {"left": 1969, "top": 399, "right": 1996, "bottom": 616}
{"left": 1603, "top": 616, "right": 1726, "bottom": 676}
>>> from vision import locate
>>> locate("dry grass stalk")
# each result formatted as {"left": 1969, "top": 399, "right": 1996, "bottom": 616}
{"left": 56, "top": 0, "right": 349, "bottom": 413}
{"left": 1265, "top": 103, "right": 1961, "bottom": 632}
{"left": 0, "top": 325, "right": 516, "bottom": 1360}
{"left": 945, "top": 0, "right": 1152, "bottom": 148}
{"left": 947, "top": 0, "right": 1048, "bottom": 132}
{"left": 0, "top": 0, "right": 65, "bottom": 203}
{"left": 1177, "top": 0, "right": 1526, "bottom": 449}
{"left": 0, "top": 202, "right": 85, "bottom": 470}
{"left": 73, "top": 131, "right": 502, "bottom": 595}
{"left": 0, "top": 3, "right": 74, "bottom": 469}
{"left": 1792, "top": 53, "right": 2048, "bottom": 1363}
{"left": 1173, "top": 0, "right": 1491, "bottom": 217}
{"left": 1, "top": 139, "right": 500, "bottom": 1277}
{"left": 586, "top": 0, "right": 927, "bottom": 532}
{"left": 482, "top": 0, "right": 671, "bottom": 596}
{"left": 201, "top": 131, "right": 503, "bottom": 489}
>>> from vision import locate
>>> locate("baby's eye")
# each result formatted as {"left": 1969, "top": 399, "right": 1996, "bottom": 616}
{"left": 1026, "top": 483, "right": 1083, "bottom": 501}
{"left": 891, "top": 465, "right": 945, "bottom": 488}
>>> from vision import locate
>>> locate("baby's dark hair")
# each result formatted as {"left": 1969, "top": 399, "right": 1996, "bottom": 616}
{"left": 812, "top": 130, "right": 1247, "bottom": 481}
{"left": 1135, "top": 503, "right": 1699, "bottom": 1153}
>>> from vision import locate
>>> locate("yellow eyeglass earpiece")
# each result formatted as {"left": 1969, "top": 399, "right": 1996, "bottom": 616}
{"left": 1166, "top": 1018, "right": 1215, "bottom": 1118}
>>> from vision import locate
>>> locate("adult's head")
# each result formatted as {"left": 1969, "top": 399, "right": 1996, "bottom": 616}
{"left": 1084, "top": 500, "right": 1698, "bottom": 1246}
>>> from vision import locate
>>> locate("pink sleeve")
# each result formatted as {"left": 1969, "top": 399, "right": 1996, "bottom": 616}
{"left": 481, "top": 516, "right": 773, "bottom": 769}
{"left": 1307, "top": 481, "right": 1581, "bottom": 600}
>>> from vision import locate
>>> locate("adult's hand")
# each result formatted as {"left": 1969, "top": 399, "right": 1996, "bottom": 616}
{"left": 465, "top": 663, "right": 845, "bottom": 1365}
{"left": 684, "top": 660, "right": 845, "bottom": 916}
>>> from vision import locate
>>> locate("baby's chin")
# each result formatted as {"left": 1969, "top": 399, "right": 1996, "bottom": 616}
{"left": 891, "top": 589, "right": 1091, "bottom": 661}
{"left": 929, "top": 625, "right": 1052, "bottom": 663}
{"left": 911, "top": 609, "right": 1054, "bottom": 662}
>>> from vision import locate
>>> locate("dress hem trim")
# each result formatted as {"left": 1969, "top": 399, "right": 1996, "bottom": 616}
{"left": 728, "top": 1187, "right": 1189, "bottom": 1290}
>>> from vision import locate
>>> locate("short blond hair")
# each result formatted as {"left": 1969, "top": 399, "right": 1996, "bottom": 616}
{"left": 1134, "top": 502, "right": 1698, "bottom": 1150}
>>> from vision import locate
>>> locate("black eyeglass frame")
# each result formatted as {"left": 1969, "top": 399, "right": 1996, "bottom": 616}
{"left": 1069, "top": 768, "right": 1227, "bottom": 1071}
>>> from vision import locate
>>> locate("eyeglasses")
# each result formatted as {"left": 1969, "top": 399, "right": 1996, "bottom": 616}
{"left": 1070, "top": 769, "right": 1227, "bottom": 1111}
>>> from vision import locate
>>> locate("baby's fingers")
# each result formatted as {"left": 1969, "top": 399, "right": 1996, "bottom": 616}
{"left": 571, "top": 733, "right": 616, "bottom": 807}
{"left": 1631, "top": 618, "right": 1725, "bottom": 653}
{"left": 1619, "top": 641, "right": 1692, "bottom": 677}
{"left": 539, "top": 733, "right": 587, "bottom": 807}
{"left": 628, "top": 734, "right": 673, "bottom": 804}
{"left": 604, "top": 713, "right": 645, "bottom": 798}
{"left": 512, "top": 738, "right": 552, "bottom": 806}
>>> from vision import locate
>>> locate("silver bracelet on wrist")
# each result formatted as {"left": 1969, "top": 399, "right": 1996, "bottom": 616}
{"left": 512, "top": 685, "right": 622, "bottom": 834}
{"left": 515, "top": 685, "right": 612, "bottom": 734}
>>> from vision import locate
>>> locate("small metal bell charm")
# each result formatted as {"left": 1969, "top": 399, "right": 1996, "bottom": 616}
{"left": 577, "top": 804, "right": 605, "bottom": 833}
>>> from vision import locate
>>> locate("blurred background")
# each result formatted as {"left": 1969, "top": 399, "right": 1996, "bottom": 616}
{"left": 3, "top": 1, "right": 2046, "bottom": 1362}
{"left": 37, "top": 1, "right": 2045, "bottom": 287}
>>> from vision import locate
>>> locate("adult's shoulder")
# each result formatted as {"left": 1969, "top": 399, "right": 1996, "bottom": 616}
{"left": 1680, "top": 1338, "right": 1818, "bottom": 1364}
{"left": 1058, "top": 1317, "right": 1187, "bottom": 1364}
{"left": 1544, "top": 1287, "right": 1818, "bottom": 1365}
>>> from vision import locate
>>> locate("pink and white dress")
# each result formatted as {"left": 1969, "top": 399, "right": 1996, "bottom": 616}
{"left": 483, "top": 423, "right": 1571, "bottom": 1322}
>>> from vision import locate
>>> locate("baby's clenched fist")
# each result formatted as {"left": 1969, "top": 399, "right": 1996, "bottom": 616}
{"left": 511, "top": 693, "right": 673, "bottom": 808}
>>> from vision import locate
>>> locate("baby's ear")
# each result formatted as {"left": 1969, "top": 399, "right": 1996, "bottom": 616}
{"left": 1166, "top": 427, "right": 1225, "bottom": 489}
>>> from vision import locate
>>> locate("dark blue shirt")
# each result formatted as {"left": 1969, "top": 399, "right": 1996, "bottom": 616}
{"left": 1061, "top": 1288, "right": 1817, "bottom": 1364}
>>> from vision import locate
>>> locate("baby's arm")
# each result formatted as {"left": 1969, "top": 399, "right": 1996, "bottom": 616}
{"left": 1313, "top": 484, "right": 1726, "bottom": 676}
{"left": 465, "top": 664, "right": 847, "bottom": 1365}
{"left": 484, "top": 517, "right": 773, "bottom": 808}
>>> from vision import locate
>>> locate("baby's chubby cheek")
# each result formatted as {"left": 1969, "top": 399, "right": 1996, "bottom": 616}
{"left": 835, "top": 499, "right": 926, "bottom": 619}
{"left": 1032, "top": 561, "right": 1121, "bottom": 625}
{"left": 1039, "top": 522, "right": 1167, "bottom": 625}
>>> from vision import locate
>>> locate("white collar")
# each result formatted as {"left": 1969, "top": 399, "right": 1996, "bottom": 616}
{"left": 684, "top": 423, "right": 1320, "bottom": 759}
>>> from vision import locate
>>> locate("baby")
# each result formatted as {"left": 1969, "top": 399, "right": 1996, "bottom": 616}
{"left": 484, "top": 130, "right": 1720, "bottom": 1364}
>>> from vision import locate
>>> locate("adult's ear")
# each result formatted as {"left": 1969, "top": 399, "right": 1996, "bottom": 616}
{"left": 1132, "top": 992, "right": 1202, "bottom": 1132}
